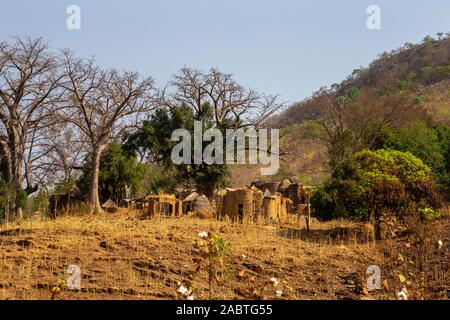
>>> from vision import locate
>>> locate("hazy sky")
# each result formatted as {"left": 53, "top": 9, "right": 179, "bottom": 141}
{"left": 1, "top": 0, "right": 449, "bottom": 103}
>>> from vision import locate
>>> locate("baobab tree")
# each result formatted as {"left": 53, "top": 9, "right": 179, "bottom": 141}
{"left": 61, "top": 52, "right": 156, "bottom": 213}
{"left": 0, "top": 38, "right": 64, "bottom": 220}
{"left": 164, "top": 67, "right": 284, "bottom": 129}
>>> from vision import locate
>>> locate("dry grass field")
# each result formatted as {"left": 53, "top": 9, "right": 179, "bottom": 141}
{"left": 0, "top": 210, "right": 448, "bottom": 300}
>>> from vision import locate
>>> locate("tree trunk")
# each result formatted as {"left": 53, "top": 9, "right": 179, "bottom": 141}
{"left": 16, "top": 207, "right": 24, "bottom": 220}
{"left": 88, "top": 145, "right": 106, "bottom": 214}
{"left": 375, "top": 221, "right": 382, "bottom": 241}
{"left": 371, "top": 210, "right": 382, "bottom": 241}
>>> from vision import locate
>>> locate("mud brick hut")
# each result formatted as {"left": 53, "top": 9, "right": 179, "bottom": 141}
{"left": 252, "top": 178, "right": 310, "bottom": 216}
{"left": 120, "top": 198, "right": 136, "bottom": 209}
{"left": 144, "top": 194, "right": 182, "bottom": 218}
{"left": 216, "top": 187, "right": 291, "bottom": 223}
{"left": 182, "top": 192, "right": 199, "bottom": 214}
{"left": 49, "top": 185, "right": 86, "bottom": 218}
{"left": 101, "top": 199, "right": 118, "bottom": 213}
{"left": 218, "top": 188, "right": 254, "bottom": 222}
{"left": 260, "top": 191, "right": 293, "bottom": 222}
{"left": 182, "top": 192, "right": 215, "bottom": 217}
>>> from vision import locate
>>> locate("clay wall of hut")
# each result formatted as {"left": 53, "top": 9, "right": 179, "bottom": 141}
{"left": 262, "top": 196, "right": 275, "bottom": 220}
{"left": 216, "top": 188, "right": 292, "bottom": 224}
{"left": 253, "top": 190, "right": 264, "bottom": 222}
{"left": 217, "top": 189, "right": 254, "bottom": 222}
{"left": 144, "top": 194, "right": 181, "bottom": 218}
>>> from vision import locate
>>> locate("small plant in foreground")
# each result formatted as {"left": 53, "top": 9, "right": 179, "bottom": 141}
{"left": 176, "top": 229, "right": 232, "bottom": 299}
{"left": 50, "top": 279, "right": 66, "bottom": 300}
{"left": 235, "top": 263, "right": 291, "bottom": 300}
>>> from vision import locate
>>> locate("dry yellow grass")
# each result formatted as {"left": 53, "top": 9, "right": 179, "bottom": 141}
{"left": 0, "top": 210, "right": 447, "bottom": 300}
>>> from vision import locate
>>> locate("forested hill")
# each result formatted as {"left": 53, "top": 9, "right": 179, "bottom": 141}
{"left": 273, "top": 34, "right": 450, "bottom": 127}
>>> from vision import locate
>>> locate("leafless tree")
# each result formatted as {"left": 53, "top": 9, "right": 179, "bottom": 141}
{"left": 37, "top": 124, "right": 87, "bottom": 187}
{"left": 61, "top": 52, "right": 156, "bottom": 213}
{"left": 317, "top": 87, "right": 424, "bottom": 169}
{"left": 163, "top": 67, "right": 285, "bottom": 129}
{"left": 0, "top": 38, "right": 64, "bottom": 220}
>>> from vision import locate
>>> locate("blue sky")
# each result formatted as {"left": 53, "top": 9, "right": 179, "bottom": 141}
{"left": 1, "top": 0, "right": 449, "bottom": 103}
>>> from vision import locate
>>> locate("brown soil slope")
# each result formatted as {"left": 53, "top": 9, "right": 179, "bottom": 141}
{"left": 0, "top": 212, "right": 448, "bottom": 300}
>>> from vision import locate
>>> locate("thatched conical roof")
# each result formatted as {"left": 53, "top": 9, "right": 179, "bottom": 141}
{"left": 183, "top": 192, "right": 199, "bottom": 202}
{"left": 101, "top": 199, "right": 117, "bottom": 209}
{"left": 192, "top": 195, "right": 213, "bottom": 212}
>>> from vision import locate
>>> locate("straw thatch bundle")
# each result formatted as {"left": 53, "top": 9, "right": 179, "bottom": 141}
{"left": 183, "top": 192, "right": 199, "bottom": 202}
{"left": 192, "top": 195, "right": 213, "bottom": 213}
{"left": 101, "top": 199, "right": 118, "bottom": 213}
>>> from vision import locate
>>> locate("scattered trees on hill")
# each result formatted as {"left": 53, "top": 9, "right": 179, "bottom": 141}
{"left": 317, "top": 87, "right": 424, "bottom": 169}
{"left": 274, "top": 34, "right": 450, "bottom": 127}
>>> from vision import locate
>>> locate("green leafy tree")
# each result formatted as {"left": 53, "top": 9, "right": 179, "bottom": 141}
{"left": 124, "top": 104, "right": 230, "bottom": 197}
{"left": 79, "top": 142, "right": 146, "bottom": 203}
{"left": 144, "top": 165, "right": 179, "bottom": 194}
{"left": 375, "top": 121, "right": 450, "bottom": 190}
{"left": 311, "top": 149, "right": 442, "bottom": 239}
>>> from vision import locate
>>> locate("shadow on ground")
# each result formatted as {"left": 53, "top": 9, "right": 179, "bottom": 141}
{"left": 277, "top": 226, "right": 373, "bottom": 245}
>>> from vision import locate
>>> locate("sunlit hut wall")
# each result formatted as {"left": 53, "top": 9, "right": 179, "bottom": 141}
{"left": 281, "top": 197, "right": 291, "bottom": 218}
{"left": 214, "top": 189, "right": 227, "bottom": 219}
{"left": 235, "top": 189, "right": 254, "bottom": 222}
{"left": 217, "top": 188, "right": 254, "bottom": 222}
{"left": 145, "top": 194, "right": 181, "bottom": 218}
{"left": 262, "top": 191, "right": 290, "bottom": 223}
{"left": 252, "top": 188, "right": 264, "bottom": 222}
{"left": 262, "top": 194, "right": 276, "bottom": 221}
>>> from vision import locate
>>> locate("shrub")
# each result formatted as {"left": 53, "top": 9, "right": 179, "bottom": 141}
{"left": 419, "top": 207, "right": 441, "bottom": 221}
{"left": 311, "top": 149, "right": 443, "bottom": 238}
